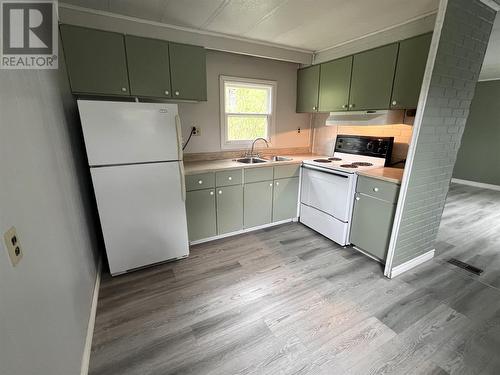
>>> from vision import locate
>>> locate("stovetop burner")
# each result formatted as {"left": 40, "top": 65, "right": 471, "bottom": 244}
{"left": 328, "top": 157, "right": 342, "bottom": 161}
{"left": 313, "top": 159, "right": 332, "bottom": 163}
{"left": 351, "top": 162, "right": 373, "bottom": 166}
{"left": 340, "top": 164, "right": 358, "bottom": 168}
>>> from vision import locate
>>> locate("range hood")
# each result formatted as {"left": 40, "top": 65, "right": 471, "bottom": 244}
{"left": 325, "top": 109, "right": 405, "bottom": 126}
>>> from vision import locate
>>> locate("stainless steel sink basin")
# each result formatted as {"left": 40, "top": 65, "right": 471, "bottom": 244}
{"left": 268, "top": 156, "right": 292, "bottom": 162}
{"left": 235, "top": 157, "right": 268, "bottom": 164}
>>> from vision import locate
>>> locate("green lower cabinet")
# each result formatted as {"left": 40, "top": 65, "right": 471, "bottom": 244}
{"left": 244, "top": 180, "right": 274, "bottom": 228}
{"left": 216, "top": 185, "right": 243, "bottom": 235}
{"left": 272, "top": 177, "right": 299, "bottom": 222}
{"left": 350, "top": 193, "right": 397, "bottom": 261}
{"left": 186, "top": 189, "right": 217, "bottom": 241}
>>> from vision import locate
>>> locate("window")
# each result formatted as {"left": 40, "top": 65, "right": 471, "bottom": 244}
{"left": 220, "top": 76, "right": 277, "bottom": 149}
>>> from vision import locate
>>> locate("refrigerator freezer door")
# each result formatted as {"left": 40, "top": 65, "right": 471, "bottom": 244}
{"left": 91, "top": 161, "right": 189, "bottom": 275}
{"left": 78, "top": 100, "right": 181, "bottom": 166}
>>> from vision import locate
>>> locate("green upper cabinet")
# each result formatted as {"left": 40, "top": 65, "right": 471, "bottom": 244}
{"left": 296, "top": 65, "right": 320, "bottom": 113}
{"left": 60, "top": 25, "right": 207, "bottom": 100}
{"left": 391, "top": 33, "right": 432, "bottom": 109}
{"left": 125, "top": 35, "right": 171, "bottom": 98}
{"left": 60, "top": 24, "right": 130, "bottom": 96}
{"left": 318, "top": 56, "right": 353, "bottom": 112}
{"left": 349, "top": 43, "right": 399, "bottom": 110}
{"left": 169, "top": 43, "right": 207, "bottom": 101}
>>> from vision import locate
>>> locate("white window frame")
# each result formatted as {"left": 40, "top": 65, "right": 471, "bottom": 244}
{"left": 220, "top": 75, "right": 277, "bottom": 150}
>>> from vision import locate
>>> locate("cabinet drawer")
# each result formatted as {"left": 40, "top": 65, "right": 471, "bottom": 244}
{"left": 356, "top": 175, "right": 400, "bottom": 203}
{"left": 186, "top": 172, "right": 215, "bottom": 191}
{"left": 216, "top": 169, "right": 242, "bottom": 187}
{"left": 244, "top": 167, "right": 274, "bottom": 183}
{"left": 274, "top": 164, "right": 300, "bottom": 179}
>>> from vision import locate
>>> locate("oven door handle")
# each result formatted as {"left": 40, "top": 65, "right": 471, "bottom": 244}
{"left": 301, "top": 164, "right": 350, "bottom": 178}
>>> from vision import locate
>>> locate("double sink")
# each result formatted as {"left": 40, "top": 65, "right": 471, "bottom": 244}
{"left": 235, "top": 156, "right": 292, "bottom": 164}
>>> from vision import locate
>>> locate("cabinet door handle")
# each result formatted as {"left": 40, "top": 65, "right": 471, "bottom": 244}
{"left": 228, "top": 176, "right": 232, "bottom": 180}
{"left": 175, "top": 91, "right": 180, "bottom": 96}
{"left": 121, "top": 87, "right": 127, "bottom": 92}
{"left": 269, "top": 183, "right": 273, "bottom": 187}
{"left": 198, "top": 180, "right": 203, "bottom": 184}
{"left": 276, "top": 182, "right": 279, "bottom": 186}
{"left": 373, "top": 187, "right": 379, "bottom": 192}
{"left": 392, "top": 100, "right": 397, "bottom": 106}
{"left": 342, "top": 104, "right": 348, "bottom": 109}
{"left": 349, "top": 104, "right": 354, "bottom": 109}
{"left": 355, "top": 195, "right": 360, "bottom": 201}
{"left": 165, "top": 90, "right": 170, "bottom": 95}
{"left": 210, "top": 191, "right": 214, "bottom": 195}
{"left": 218, "top": 190, "right": 222, "bottom": 195}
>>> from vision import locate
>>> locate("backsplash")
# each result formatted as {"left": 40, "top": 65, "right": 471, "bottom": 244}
{"left": 311, "top": 113, "right": 413, "bottom": 164}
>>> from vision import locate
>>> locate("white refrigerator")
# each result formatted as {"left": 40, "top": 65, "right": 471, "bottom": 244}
{"left": 77, "top": 100, "right": 189, "bottom": 276}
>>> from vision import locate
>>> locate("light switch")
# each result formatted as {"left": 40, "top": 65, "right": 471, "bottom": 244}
{"left": 4, "top": 226, "right": 23, "bottom": 267}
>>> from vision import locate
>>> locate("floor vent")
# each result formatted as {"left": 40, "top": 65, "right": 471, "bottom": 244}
{"left": 447, "top": 258, "right": 483, "bottom": 276}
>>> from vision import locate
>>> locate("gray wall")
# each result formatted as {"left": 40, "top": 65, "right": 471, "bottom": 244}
{"left": 453, "top": 80, "right": 500, "bottom": 185}
{"left": 0, "top": 45, "right": 99, "bottom": 374}
{"left": 178, "top": 50, "right": 311, "bottom": 154}
{"left": 389, "top": 0, "right": 496, "bottom": 269}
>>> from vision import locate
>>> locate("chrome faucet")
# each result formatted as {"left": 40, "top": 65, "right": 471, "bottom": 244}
{"left": 248, "top": 137, "right": 269, "bottom": 157}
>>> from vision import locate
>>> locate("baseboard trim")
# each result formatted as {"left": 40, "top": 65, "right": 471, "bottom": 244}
{"left": 389, "top": 249, "right": 435, "bottom": 278}
{"left": 80, "top": 258, "right": 102, "bottom": 375}
{"left": 451, "top": 178, "right": 500, "bottom": 192}
{"left": 190, "top": 218, "right": 297, "bottom": 245}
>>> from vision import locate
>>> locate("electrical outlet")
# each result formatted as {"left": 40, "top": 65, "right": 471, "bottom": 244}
{"left": 192, "top": 126, "right": 201, "bottom": 136}
{"left": 4, "top": 226, "right": 23, "bottom": 267}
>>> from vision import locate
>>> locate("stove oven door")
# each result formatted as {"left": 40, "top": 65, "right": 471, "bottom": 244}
{"left": 300, "top": 165, "right": 355, "bottom": 222}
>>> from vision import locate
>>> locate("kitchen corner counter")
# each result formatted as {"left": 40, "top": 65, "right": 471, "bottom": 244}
{"left": 183, "top": 154, "right": 318, "bottom": 175}
{"left": 357, "top": 167, "right": 405, "bottom": 185}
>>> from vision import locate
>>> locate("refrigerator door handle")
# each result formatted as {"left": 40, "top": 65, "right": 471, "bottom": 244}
{"left": 179, "top": 162, "right": 186, "bottom": 202}
{"left": 175, "top": 115, "right": 183, "bottom": 161}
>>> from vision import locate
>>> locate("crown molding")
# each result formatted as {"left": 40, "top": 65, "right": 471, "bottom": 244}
{"left": 58, "top": 2, "right": 314, "bottom": 64}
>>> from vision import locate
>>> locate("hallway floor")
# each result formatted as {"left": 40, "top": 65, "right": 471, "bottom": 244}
{"left": 89, "top": 183, "right": 500, "bottom": 375}
{"left": 435, "top": 182, "right": 500, "bottom": 289}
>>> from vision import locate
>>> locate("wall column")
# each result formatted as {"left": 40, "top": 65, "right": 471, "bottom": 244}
{"left": 385, "top": 0, "right": 497, "bottom": 277}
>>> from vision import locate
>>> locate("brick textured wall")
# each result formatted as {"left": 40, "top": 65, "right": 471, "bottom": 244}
{"left": 390, "top": 0, "right": 496, "bottom": 267}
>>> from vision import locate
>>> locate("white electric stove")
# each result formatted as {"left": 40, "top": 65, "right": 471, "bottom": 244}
{"left": 300, "top": 135, "right": 394, "bottom": 246}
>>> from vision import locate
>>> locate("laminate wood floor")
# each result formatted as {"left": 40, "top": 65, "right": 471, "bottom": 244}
{"left": 435, "top": 183, "right": 500, "bottom": 289}
{"left": 90, "top": 183, "right": 500, "bottom": 375}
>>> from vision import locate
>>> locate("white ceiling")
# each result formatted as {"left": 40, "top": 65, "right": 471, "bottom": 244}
{"left": 60, "top": 0, "right": 439, "bottom": 52}
{"left": 60, "top": 0, "right": 500, "bottom": 78}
